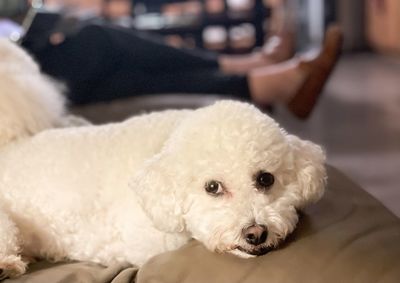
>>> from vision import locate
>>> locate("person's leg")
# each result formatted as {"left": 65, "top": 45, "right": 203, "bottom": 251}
{"left": 248, "top": 25, "right": 343, "bottom": 118}
{"left": 21, "top": 23, "right": 250, "bottom": 104}
{"left": 102, "top": 25, "right": 294, "bottom": 75}
{"left": 101, "top": 25, "right": 221, "bottom": 73}
{"left": 22, "top": 24, "right": 117, "bottom": 84}
{"left": 24, "top": 23, "right": 341, "bottom": 119}
{"left": 70, "top": 25, "right": 341, "bottom": 119}
{"left": 25, "top": 22, "right": 293, "bottom": 81}
{"left": 219, "top": 33, "right": 294, "bottom": 75}
{"left": 22, "top": 23, "right": 220, "bottom": 83}
{"left": 69, "top": 68, "right": 250, "bottom": 104}
{"left": 248, "top": 58, "right": 307, "bottom": 105}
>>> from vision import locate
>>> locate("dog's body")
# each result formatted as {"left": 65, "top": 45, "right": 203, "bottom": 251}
{"left": 0, "top": 40, "right": 327, "bottom": 279}
{"left": 0, "top": 111, "right": 190, "bottom": 270}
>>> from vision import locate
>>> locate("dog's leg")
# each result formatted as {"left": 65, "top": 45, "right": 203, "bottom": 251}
{"left": 0, "top": 210, "right": 27, "bottom": 279}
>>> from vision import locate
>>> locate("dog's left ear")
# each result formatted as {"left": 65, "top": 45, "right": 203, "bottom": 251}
{"left": 130, "top": 148, "right": 187, "bottom": 233}
{"left": 286, "top": 135, "right": 327, "bottom": 208}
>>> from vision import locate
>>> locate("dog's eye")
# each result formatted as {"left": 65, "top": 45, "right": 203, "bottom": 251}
{"left": 205, "top": 180, "right": 224, "bottom": 196}
{"left": 255, "top": 171, "right": 275, "bottom": 191}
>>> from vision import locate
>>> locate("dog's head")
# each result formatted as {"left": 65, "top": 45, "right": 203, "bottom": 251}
{"left": 131, "top": 101, "right": 326, "bottom": 257}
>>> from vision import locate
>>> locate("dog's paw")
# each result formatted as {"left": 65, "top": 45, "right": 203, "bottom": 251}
{"left": 0, "top": 255, "right": 27, "bottom": 280}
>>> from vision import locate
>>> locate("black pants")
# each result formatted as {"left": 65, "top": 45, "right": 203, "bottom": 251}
{"left": 23, "top": 24, "right": 250, "bottom": 104}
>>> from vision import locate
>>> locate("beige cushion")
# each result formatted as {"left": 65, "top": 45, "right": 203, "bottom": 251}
{"left": 5, "top": 262, "right": 138, "bottom": 283}
{"left": 10, "top": 166, "right": 400, "bottom": 283}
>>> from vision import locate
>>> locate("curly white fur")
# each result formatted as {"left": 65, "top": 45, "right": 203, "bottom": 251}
{"left": 0, "top": 40, "right": 327, "bottom": 279}
{"left": 0, "top": 39, "right": 66, "bottom": 148}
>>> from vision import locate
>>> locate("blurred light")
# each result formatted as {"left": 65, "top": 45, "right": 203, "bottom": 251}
{"left": 9, "top": 31, "right": 22, "bottom": 42}
{"left": 31, "top": 0, "right": 44, "bottom": 9}
{"left": 203, "top": 26, "right": 228, "bottom": 44}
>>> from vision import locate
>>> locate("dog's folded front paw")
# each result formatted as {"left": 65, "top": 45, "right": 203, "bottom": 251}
{"left": 0, "top": 255, "right": 27, "bottom": 280}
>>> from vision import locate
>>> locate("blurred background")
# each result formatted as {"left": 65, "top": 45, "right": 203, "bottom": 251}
{"left": 1, "top": 0, "right": 333, "bottom": 52}
{"left": 1, "top": 0, "right": 399, "bottom": 216}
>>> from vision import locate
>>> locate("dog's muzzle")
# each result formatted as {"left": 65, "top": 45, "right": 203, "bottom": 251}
{"left": 236, "top": 245, "right": 272, "bottom": 256}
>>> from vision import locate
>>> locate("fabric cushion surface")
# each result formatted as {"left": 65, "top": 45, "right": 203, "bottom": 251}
{"left": 4, "top": 262, "right": 138, "bottom": 283}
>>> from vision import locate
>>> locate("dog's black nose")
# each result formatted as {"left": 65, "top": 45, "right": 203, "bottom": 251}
{"left": 243, "top": 224, "right": 268, "bottom": 246}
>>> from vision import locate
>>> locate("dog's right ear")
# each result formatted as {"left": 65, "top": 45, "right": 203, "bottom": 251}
{"left": 286, "top": 134, "right": 327, "bottom": 209}
{"left": 130, "top": 147, "right": 187, "bottom": 233}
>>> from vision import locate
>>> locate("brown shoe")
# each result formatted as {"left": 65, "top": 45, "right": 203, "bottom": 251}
{"left": 287, "top": 24, "right": 343, "bottom": 119}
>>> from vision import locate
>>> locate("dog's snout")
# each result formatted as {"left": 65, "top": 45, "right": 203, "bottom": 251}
{"left": 243, "top": 224, "right": 268, "bottom": 246}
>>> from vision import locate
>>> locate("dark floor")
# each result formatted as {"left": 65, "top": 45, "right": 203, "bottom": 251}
{"left": 275, "top": 52, "right": 400, "bottom": 217}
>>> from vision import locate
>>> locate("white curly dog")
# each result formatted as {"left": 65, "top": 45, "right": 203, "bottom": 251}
{"left": 0, "top": 39, "right": 326, "bottom": 279}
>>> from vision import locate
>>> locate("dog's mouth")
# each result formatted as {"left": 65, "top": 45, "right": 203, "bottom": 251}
{"left": 236, "top": 245, "right": 272, "bottom": 256}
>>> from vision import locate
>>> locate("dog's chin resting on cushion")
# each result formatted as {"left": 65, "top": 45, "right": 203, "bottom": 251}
{"left": 0, "top": 40, "right": 327, "bottom": 279}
